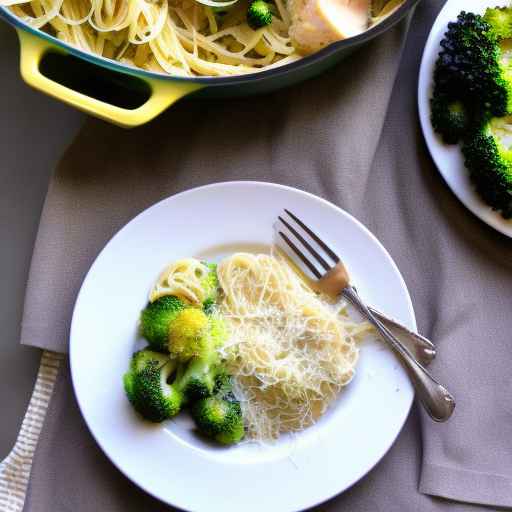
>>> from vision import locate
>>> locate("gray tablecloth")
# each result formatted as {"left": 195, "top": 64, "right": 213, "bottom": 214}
{"left": 19, "top": 0, "right": 512, "bottom": 510}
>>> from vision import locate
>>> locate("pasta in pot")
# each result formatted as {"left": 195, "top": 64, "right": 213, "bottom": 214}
{"left": 3, "top": 0, "right": 403, "bottom": 77}
{"left": 7, "top": 0, "right": 299, "bottom": 76}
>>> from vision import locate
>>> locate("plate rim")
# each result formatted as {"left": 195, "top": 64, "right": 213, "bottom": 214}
{"left": 69, "top": 180, "right": 416, "bottom": 511}
{"left": 417, "top": 0, "right": 512, "bottom": 238}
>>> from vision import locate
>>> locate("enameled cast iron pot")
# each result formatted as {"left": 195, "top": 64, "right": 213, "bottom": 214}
{"left": 0, "top": 0, "right": 419, "bottom": 127}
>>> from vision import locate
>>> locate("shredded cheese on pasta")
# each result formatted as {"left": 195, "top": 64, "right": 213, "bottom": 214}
{"left": 217, "top": 252, "right": 372, "bottom": 441}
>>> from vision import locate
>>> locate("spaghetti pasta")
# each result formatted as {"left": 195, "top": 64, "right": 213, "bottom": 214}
{"left": 150, "top": 258, "right": 213, "bottom": 304}
{"left": 216, "top": 253, "right": 372, "bottom": 440}
{"left": 4, "top": 0, "right": 402, "bottom": 77}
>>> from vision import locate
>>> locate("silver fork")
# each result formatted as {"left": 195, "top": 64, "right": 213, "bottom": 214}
{"left": 278, "top": 213, "right": 436, "bottom": 367}
{"left": 277, "top": 209, "right": 455, "bottom": 422}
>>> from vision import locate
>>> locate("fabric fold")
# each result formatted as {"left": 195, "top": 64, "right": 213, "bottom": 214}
{"left": 420, "top": 464, "right": 512, "bottom": 509}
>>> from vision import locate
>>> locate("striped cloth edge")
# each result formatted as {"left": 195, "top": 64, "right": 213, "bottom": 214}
{"left": 0, "top": 351, "right": 63, "bottom": 512}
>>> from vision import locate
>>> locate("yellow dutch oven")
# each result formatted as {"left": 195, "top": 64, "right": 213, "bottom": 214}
{"left": 0, "top": 0, "right": 419, "bottom": 128}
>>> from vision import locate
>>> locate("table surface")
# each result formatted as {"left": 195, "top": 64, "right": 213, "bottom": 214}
{"left": 0, "top": 21, "right": 83, "bottom": 458}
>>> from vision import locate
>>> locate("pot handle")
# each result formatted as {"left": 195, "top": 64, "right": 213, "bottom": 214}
{"left": 16, "top": 29, "right": 202, "bottom": 128}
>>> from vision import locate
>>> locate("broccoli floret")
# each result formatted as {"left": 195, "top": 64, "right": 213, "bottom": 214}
{"left": 178, "top": 318, "right": 229, "bottom": 400}
{"left": 247, "top": 0, "right": 272, "bottom": 29}
{"left": 168, "top": 308, "right": 209, "bottom": 360}
{"left": 201, "top": 262, "right": 219, "bottom": 308}
{"left": 484, "top": 6, "right": 512, "bottom": 39}
{"left": 431, "top": 95, "right": 471, "bottom": 144}
{"left": 462, "top": 115, "right": 512, "bottom": 218}
{"left": 168, "top": 309, "right": 228, "bottom": 361}
{"left": 208, "top": 316, "right": 228, "bottom": 348}
{"left": 167, "top": 310, "right": 228, "bottom": 398}
{"left": 123, "top": 350, "right": 183, "bottom": 422}
{"left": 203, "top": 298, "right": 215, "bottom": 315}
{"left": 123, "top": 348, "right": 231, "bottom": 421}
{"left": 178, "top": 355, "right": 223, "bottom": 401}
{"left": 140, "top": 296, "right": 185, "bottom": 352}
{"left": 213, "top": 368, "right": 231, "bottom": 394}
{"left": 431, "top": 11, "right": 512, "bottom": 143}
{"left": 191, "top": 389, "right": 245, "bottom": 445}
{"left": 177, "top": 327, "right": 230, "bottom": 399}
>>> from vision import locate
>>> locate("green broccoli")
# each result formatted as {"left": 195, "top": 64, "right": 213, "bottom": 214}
{"left": 167, "top": 310, "right": 228, "bottom": 399}
{"left": 175, "top": 347, "right": 228, "bottom": 402}
{"left": 431, "top": 96, "right": 471, "bottom": 145}
{"left": 462, "top": 115, "right": 512, "bottom": 218}
{"left": 140, "top": 296, "right": 185, "bottom": 352}
{"left": 178, "top": 355, "right": 220, "bottom": 400}
{"left": 208, "top": 316, "right": 229, "bottom": 349}
{"left": 484, "top": 6, "right": 512, "bottom": 39}
{"left": 201, "top": 262, "right": 219, "bottom": 309}
{"left": 177, "top": 318, "right": 229, "bottom": 399}
{"left": 123, "top": 349, "right": 231, "bottom": 421}
{"left": 168, "top": 308, "right": 209, "bottom": 360}
{"left": 247, "top": 0, "right": 272, "bottom": 30}
{"left": 191, "top": 386, "right": 245, "bottom": 445}
{"left": 431, "top": 11, "right": 512, "bottom": 143}
{"left": 123, "top": 350, "right": 183, "bottom": 422}
{"left": 203, "top": 298, "right": 215, "bottom": 315}
{"left": 168, "top": 309, "right": 227, "bottom": 361}
{"left": 212, "top": 368, "right": 232, "bottom": 394}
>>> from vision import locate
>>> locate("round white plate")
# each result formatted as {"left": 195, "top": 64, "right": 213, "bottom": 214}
{"left": 418, "top": 0, "right": 512, "bottom": 238}
{"left": 70, "top": 182, "right": 415, "bottom": 512}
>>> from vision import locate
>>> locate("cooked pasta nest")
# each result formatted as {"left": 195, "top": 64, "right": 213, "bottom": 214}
{"left": 150, "top": 258, "right": 212, "bottom": 304}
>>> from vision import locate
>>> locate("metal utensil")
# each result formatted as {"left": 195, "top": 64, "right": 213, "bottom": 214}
{"left": 366, "top": 306, "right": 435, "bottom": 366}
{"left": 277, "top": 209, "right": 455, "bottom": 422}
{"left": 277, "top": 212, "right": 435, "bottom": 366}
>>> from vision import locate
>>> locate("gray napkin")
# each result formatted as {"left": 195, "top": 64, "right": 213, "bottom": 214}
{"left": 21, "top": 0, "right": 512, "bottom": 510}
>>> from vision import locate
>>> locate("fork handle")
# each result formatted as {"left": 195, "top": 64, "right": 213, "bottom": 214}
{"left": 368, "top": 306, "right": 436, "bottom": 367}
{"left": 343, "top": 287, "right": 455, "bottom": 422}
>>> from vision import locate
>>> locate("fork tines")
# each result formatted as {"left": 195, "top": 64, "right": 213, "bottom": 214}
{"left": 276, "top": 209, "right": 340, "bottom": 280}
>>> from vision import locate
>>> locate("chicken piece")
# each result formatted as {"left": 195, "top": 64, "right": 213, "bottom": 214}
{"left": 288, "top": 0, "right": 371, "bottom": 54}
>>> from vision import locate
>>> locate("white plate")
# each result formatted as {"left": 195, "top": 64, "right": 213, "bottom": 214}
{"left": 70, "top": 182, "right": 415, "bottom": 512}
{"left": 418, "top": 0, "right": 512, "bottom": 238}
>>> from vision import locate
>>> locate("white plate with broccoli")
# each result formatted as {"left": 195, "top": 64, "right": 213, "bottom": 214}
{"left": 418, "top": 0, "right": 512, "bottom": 237}
{"left": 70, "top": 181, "right": 415, "bottom": 512}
